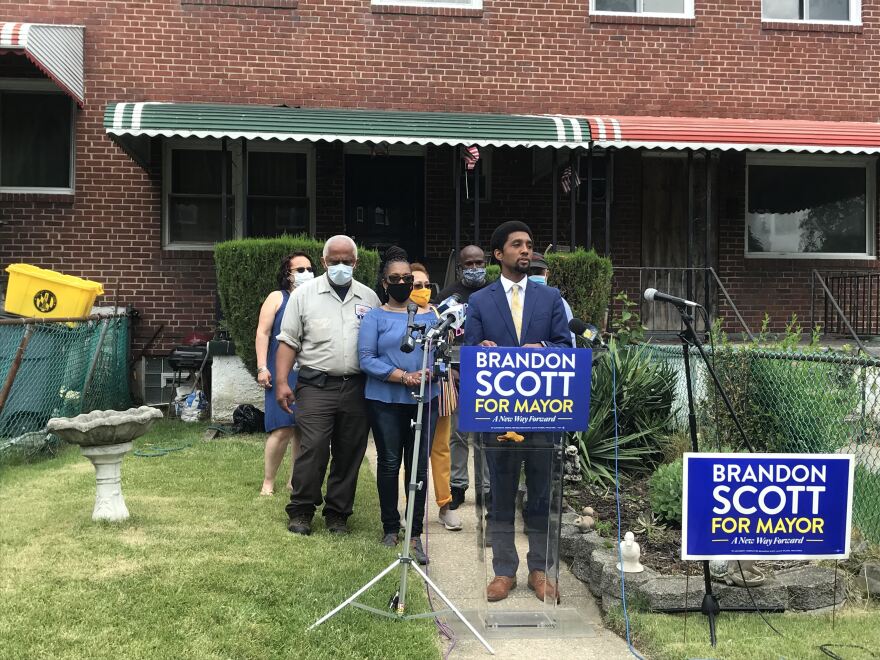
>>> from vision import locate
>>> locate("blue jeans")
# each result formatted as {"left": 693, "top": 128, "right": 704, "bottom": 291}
{"left": 368, "top": 399, "right": 439, "bottom": 537}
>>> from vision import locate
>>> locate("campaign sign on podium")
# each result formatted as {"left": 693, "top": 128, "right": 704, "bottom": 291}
{"left": 457, "top": 346, "right": 591, "bottom": 432}
{"left": 682, "top": 453, "right": 854, "bottom": 561}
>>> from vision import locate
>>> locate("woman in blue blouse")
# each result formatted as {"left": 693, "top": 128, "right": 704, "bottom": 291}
{"left": 358, "top": 247, "right": 438, "bottom": 565}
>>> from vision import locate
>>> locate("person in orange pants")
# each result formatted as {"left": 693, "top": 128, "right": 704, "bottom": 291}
{"left": 411, "top": 263, "right": 462, "bottom": 531}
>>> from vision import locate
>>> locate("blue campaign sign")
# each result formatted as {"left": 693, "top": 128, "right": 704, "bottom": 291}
{"left": 682, "top": 453, "right": 854, "bottom": 560}
{"left": 457, "top": 346, "right": 591, "bottom": 432}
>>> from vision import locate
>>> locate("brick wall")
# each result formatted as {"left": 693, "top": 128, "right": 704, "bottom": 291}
{"left": 3, "top": 0, "right": 880, "bottom": 352}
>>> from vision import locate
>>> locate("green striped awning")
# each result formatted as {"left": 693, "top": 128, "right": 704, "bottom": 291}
{"left": 104, "top": 102, "right": 592, "bottom": 149}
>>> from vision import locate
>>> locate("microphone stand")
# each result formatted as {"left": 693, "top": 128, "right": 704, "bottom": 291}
{"left": 309, "top": 328, "right": 495, "bottom": 655}
{"left": 672, "top": 305, "right": 755, "bottom": 648}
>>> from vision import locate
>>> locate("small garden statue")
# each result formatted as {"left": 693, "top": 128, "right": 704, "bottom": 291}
{"left": 574, "top": 515, "right": 595, "bottom": 532}
{"left": 723, "top": 559, "right": 766, "bottom": 587}
{"left": 563, "top": 444, "right": 582, "bottom": 482}
{"left": 617, "top": 531, "right": 645, "bottom": 573}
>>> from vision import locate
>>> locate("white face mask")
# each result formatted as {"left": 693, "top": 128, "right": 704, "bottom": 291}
{"left": 327, "top": 263, "right": 354, "bottom": 286}
{"left": 291, "top": 271, "right": 314, "bottom": 288}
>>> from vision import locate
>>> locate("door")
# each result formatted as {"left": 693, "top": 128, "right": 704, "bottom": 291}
{"left": 641, "top": 154, "right": 690, "bottom": 332}
{"left": 345, "top": 155, "right": 425, "bottom": 261}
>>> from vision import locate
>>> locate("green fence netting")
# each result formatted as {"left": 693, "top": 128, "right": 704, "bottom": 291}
{"left": 638, "top": 343, "right": 880, "bottom": 545}
{"left": 0, "top": 315, "right": 131, "bottom": 460}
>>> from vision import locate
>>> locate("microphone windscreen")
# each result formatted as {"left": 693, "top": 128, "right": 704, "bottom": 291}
{"left": 568, "top": 318, "right": 589, "bottom": 335}
{"left": 407, "top": 302, "right": 418, "bottom": 314}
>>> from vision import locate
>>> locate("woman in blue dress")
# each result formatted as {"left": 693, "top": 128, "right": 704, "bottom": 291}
{"left": 255, "top": 251, "right": 315, "bottom": 496}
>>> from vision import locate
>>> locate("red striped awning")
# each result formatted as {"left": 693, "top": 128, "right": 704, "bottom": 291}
{"left": 0, "top": 22, "right": 84, "bottom": 105}
{"left": 583, "top": 115, "right": 880, "bottom": 154}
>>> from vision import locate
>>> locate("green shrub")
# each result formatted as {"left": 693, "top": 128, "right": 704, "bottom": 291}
{"left": 214, "top": 235, "right": 380, "bottom": 376}
{"left": 485, "top": 264, "right": 500, "bottom": 283}
{"left": 649, "top": 458, "right": 683, "bottom": 525}
{"left": 545, "top": 249, "right": 612, "bottom": 326}
{"left": 701, "top": 315, "right": 861, "bottom": 454}
{"left": 573, "top": 341, "right": 678, "bottom": 485}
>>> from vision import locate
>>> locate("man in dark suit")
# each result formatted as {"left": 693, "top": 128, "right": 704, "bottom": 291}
{"left": 464, "top": 221, "right": 572, "bottom": 604}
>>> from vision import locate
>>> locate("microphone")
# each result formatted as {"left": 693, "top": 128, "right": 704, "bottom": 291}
{"left": 427, "top": 303, "right": 465, "bottom": 340}
{"left": 643, "top": 288, "right": 702, "bottom": 308}
{"left": 569, "top": 318, "right": 605, "bottom": 347}
{"left": 434, "top": 293, "right": 462, "bottom": 316}
{"left": 400, "top": 302, "right": 418, "bottom": 353}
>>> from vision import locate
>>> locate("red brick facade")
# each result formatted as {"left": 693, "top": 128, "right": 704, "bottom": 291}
{"left": 2, "top": 0, "right": 879, "bottom": 352}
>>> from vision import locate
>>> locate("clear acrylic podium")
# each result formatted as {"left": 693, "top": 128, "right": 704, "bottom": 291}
{"left": 442, "top": 430, "right": 594, "bottom": 642}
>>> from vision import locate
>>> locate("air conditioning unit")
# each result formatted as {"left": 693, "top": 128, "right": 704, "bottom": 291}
{"left": 139, "top": 356, "right": 177, "bottom": 406}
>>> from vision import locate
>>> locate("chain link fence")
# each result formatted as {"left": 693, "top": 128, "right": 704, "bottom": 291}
{"left": 0, "top": 315, "right": 131, "bottom": 460}
{"left": 638, "top": 342, "right": 880, "bottom": 545}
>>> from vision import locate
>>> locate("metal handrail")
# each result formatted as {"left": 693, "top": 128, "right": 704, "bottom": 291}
{"left": 811, "top": 269, "right": 868, "bottom": 355}
{"left": 610, "top": 266, "right": 754, "bottom": 340}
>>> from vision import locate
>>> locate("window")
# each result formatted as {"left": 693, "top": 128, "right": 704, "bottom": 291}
{"left": 746, "top": 155, "right": 874, "bottom": 259}
{"left": 371, "top": 0, "right": 482, "bottom": 8}
{"left": 762, "top": 0, "right": 860, "bottom": 23}
{"left": 0, "top": 89, "right": 74, "bottom": 193}
{"left": 163, "top": 140, "right": 315, "bottom": 249}
{"left": 591, "top": 0, "right": 694, "bottom": 17}
{"left": 166, "top": 145, "right": 235, "bottom": 245}
{"left": 247, "top": 150, "right": 309, "bottom": 237}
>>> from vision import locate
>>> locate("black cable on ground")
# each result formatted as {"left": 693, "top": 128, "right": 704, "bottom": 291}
{"left": 819, "top": 644, "right": 877, "bottom": 659}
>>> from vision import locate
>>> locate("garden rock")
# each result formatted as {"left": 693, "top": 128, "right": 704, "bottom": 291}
{"left": 776, "top": 566, "right": 845, "bottom": 610}
{"left": 714, "top": 579, "right": 786, "bottom": 610}
{"left": 636, "top": 576, "right": 705, "bottom": 611}
{"left": 855, "top": 561, "right": 880, "bottom": 599}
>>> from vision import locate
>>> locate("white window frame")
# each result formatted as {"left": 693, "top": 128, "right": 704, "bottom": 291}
{"left": 371, "top": 0, "right": 482, "bottom": 9}
{"left": 761, "top": 0, "right": 861, "bottom": 25}
{"left": 162, "top": 139, "right": 316, "bottom": 250}
{"left": 744, "top": 153, "right": 876, "bottom": 260}
{"left": 590, "top": 0, "right": 695, "bottom": 19}
{"left": 0, "top": 79, "right": 75, "bottom": 195}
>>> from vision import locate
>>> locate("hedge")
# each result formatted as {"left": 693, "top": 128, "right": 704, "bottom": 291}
{"left": 485, "top": 249, "right": 613, "bottom": 325}
{"left": 214, "top": 235, "right": 381, "bottom": 376}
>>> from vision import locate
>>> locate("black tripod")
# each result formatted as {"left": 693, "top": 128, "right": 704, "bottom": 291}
{"left": 309, "top": 329, "right": 495, "bottom": 655}
{"left": 674, "top": 305, "right": 755, "bottom": 647}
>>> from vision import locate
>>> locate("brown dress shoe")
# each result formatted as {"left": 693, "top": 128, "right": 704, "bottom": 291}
{"left": 486, "top": 576, "right": 517, "bottom": 602}
{"left": 528, "top": 570, "right": 560, "bottom": 603}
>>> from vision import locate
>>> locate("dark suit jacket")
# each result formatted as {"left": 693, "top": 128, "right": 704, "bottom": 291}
{"left": 464, "top": 278, "right": 572, "bottom": 348}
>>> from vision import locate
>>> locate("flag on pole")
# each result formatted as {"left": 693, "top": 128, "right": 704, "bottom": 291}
{"left": 462, "top": 145, "right": 480, "bottom": 171}
{"left": 561, "top": 165, "right": 581, "bottom": 193}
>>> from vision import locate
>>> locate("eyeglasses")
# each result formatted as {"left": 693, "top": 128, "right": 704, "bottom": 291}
{"left": 386, "top": 274, "right": 415, "bottom": 285}
{"left": 292, "top": 267, "right": 315, "bottom": 273}
{"left": 326, "top": 259, "right": 355, "bottom": 267}
{"left": 528, "top": 267, "right": 546, "bottom": 276}
{"left": 412, "top": 282, "right": 432, "bottom": 290}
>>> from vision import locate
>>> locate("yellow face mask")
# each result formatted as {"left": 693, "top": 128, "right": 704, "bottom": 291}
{"left": 409, "top": 287, "right": 431, "bottom": 307}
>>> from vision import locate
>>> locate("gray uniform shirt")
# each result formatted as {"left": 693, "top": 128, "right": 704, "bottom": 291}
{"left": 276, "top": 274, "right": 381, "bottom": 376}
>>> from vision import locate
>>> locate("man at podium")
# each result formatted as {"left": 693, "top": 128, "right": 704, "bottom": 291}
{"left": 463, "top": 221, "right": 572, "bottom": 604}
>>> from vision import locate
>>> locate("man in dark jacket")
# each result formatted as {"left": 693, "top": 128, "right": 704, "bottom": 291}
{"left": 464, "top": 221, "right": 571, "bottom": 604}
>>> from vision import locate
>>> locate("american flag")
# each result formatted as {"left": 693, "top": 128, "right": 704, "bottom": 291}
{"left": 462, "top": 145, "right": 480, "bottom": 171}
{"left": 561, "top": 165, "right": 582, "bottom": 194}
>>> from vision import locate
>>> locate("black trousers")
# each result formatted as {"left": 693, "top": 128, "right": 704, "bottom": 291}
{"left": 285, "top": 375, "right": 370, "bottom": 521}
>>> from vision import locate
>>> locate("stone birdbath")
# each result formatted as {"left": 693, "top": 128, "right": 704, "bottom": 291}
{"left": 47, "top": 406, "right": 163, "bottom": 522}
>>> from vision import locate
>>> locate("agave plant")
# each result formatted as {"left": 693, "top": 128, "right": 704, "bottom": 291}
{"left": 572, "top": 341, "right": 678, "bottom": 486}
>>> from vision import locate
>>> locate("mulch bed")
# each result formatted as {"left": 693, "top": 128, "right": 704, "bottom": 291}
{"left": 564, "top": 476, "right": 693, "bottom": 574}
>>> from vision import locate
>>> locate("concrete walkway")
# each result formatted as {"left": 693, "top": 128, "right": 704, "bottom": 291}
{"left": 364, "top": 440, "right": 638, "bottom": 660}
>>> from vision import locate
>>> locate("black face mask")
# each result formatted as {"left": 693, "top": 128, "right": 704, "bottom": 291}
{"left": 386, "top": 282, "right": 414, "bottom": 303}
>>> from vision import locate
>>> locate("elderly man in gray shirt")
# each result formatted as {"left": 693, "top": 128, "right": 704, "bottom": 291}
{"left": 275, "top": 235, "right": 381, "bottom": 536}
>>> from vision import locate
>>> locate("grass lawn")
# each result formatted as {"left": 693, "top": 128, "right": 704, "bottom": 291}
{"left": 606, "top": 603, "right": 880, "bottom": 660}
{"left": 0, "top": 421, "right": 440, "bottom": 660}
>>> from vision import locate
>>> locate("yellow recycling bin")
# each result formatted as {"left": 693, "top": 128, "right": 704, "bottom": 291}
{"left": 4, "top": 264, "right": 104, "bottom": 319}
